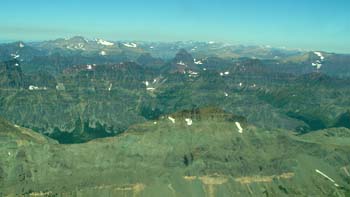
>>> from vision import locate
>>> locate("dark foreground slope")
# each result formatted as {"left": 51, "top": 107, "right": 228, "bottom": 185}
{"left": 1, "top": 109, "right": 349, "bottom": 196}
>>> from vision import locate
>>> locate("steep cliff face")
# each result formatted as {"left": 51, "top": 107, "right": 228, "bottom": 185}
{"left": 1, "top": 46, "right": 350, "bottom": 145}
{"left": 0, "top": 112, "right": 349, "bottom": 196}
{"left": 0, "top": 60, "right": 24, "bottom": 88}
{"left": 335, "top": 111, "right": 350, "bottom": 129}
{"left": 2, "top": 55, "right": 350, "bottom": 144}
{"left": 0, "top": 61, "right": 157, "bottom": 143}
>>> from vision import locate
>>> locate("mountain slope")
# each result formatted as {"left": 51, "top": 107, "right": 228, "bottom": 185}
{"left": 0, "top": 111, "right": 349, "bottom": 196}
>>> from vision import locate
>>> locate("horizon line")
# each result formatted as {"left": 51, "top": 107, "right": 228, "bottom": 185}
{"left": 1, "top": 36, "right": 347, "bottom": 55}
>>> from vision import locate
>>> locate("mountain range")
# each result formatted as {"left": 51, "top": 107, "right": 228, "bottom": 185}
{"left": 0, "top": 36, "right": 350, "bottom": 196}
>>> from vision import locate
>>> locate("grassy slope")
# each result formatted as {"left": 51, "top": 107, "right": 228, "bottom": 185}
{"left": 0, "top": 112, "right": 349, "bottom": 196}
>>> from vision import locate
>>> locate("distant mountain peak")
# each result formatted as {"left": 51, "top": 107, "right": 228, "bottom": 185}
{"left": 173, "top": 49, "right": 193, "bottom": 64}
{"left": 65, "top": 36, "right": 89, "bottom": 44}
{"left": 70, "top": 36, "right": 86, "bottom": 40}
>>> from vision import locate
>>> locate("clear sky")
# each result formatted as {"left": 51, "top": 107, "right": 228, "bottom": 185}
{"left": 0, "top": 0, "right": 349, "bottom": 53}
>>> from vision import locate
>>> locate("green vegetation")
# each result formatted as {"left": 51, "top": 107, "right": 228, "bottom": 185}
{"left": 0, "top": 110, "right": 349, "bottom": 196}
{"left": 1, "top": 38, "right": 350, "bottom": 196}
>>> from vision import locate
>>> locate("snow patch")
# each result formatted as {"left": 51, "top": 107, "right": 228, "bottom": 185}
{"left": 146, "top": 87, "right": 156, "bottom": 91}
{"left": 108, "top": 83, "right": 113, "bottom": 91}
{"left": 29, "top": 85, "right": 47, "bottom": 91}
{"left": 97, "top": 39, "right": 114, "bottom": 46}
{"left": 11, "top": 54, "right": 20, "bottom": 59}
{"left": 312, "top": 51, "right": 325, "bottom": 70}
{"left": 100, "top": 51, "right": 107, "bottom": 56}
{"left": 312, "top": 63, "right": 322, "bottom": 69}
{"left": 56, "top": 83, "right": 65, "bottom": 91}
{"left": 224, "top": 92, "right": 229, "bottom": 97}
{"left": 29, "top": 85, "right": 39, "bottom": 90}
{"left": 123, "top": 42, "right": 137, "bottom": 48}
{"left": 235, "top": 122, "right": 243, "bottom": 133}
{"left": 315, "top": 169, "right": 339, "bottom": 187}
{"left": 19, "top": 43, "right": 24, "bottom": 48}
{"left": 188, "top": 70, "right": 198, "bottom": 76}
{"left": 143, "top": 81, "right": 149, "bottom": 87}
{"left": 168, "top": 116, "right": 176, "bottom": 124}
{"left": 86, "top": 65, "right": 93, "bottom": 70}
{"left": 314, "top": 52, "right": 325, "bottom": 60}
{"left": 220, "top": 71, "right": 230, "bottom": 76}
{"left": 73, "top": 43, "right": 85, "bottom": 50}
{"left": 194, "top": 59, "right": 203, "bottom": 65}
{"left": 177, "top": 61, "right": 187, "bottom": 66}
{"left": 185, "top": 118, "right": 193, "bottom": 126}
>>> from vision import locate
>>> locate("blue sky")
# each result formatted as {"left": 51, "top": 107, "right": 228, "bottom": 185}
{"left": 0, "top": 0, "right": 349, "bottom": 53}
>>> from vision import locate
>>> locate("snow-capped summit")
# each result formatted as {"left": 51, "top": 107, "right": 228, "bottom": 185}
{"left": 314, "top": 52, "right": 325, "bottom": 61}
{"left": 312, "top": 51, "right": 325, "bottom": 70}
{"left": 19, "top": 43, "right": 24, "bottom": 48}
{"left": 97, "top": 39, "right": 114, "bottom": 46}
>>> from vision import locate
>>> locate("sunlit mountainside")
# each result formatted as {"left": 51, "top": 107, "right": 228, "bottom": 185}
{"left": 0, "top": 36, "right": 350, "bottom": 196}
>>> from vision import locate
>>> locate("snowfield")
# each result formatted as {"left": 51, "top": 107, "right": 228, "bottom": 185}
{"left": 97, "top": 39, "right": 114, "bottom": 46}
{"left": 123, "top": 42, "right": 137, "bottom": 48}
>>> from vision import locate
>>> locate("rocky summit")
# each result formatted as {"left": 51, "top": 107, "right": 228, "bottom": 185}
{"left": 0, "top": 37, "right": 350, "bottom": 196}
